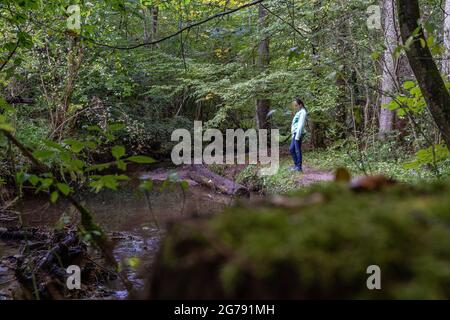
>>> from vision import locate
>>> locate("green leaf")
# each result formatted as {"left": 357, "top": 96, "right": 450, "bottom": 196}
{"left": 419, "top": 38, "right": 426, "bottom": 48}
{"left": 139, "top": 179, "right": 153, "bottom": 191}
{"left": 16, "top": 172, "right": 28, "bottom": 184}
{"left": 28, "top": 175, "right": 39, "bottom": 186}
{"left": 107, "top": 123, "right": 125, "bottom": 132}
{"left": 50, "top": 191, "right": 59, "bottom": 204}
{"left": 89, "top": 179, "right": 104, "bottom": 193}
{"left": 43, "top": 140, "right": 65, "bottom": 151}
{"left": 0, "top": 123, "right": 13, "bottom": 132}
{"left": 84, "top": 141, "right": 97, "bottom": 149}
{"left": 117, "top": 160, "right": 127, "bottom": 171}
{"left": 17, "top": 31, "right": 33, "bottom": 49}
{"left": 33, "top": 150, "right": 54, "bottom": 160}
{"left": 112, "top": 145, "right": 126, "bottom": 160}
{"left": 56, "top": 183, "right": 71, "bottom": 196}
{"left": 115, "top": 174, "right": 130, "bottom": 181}
{"left": 426, "top": 36, "right": 435, "bottom": 48}
{"left": 180, "top": 180, "right": 189, "bottom": 190}
{"left": 127, "top": 155, "right": 156, "bottom": 164}
{"left": 102, "top": 175, "right": 119, "bottom": 190}
{"left": 370, "top": 52, "right": 380, "bottom": 61}
{"left": 39, "top": 178, "right": 54, "bottom": 190}
{"left": 403, "top": 81, "right": 415, "bottom": 90}
{"left": 64, "top": 139, "right": 85, "bottom": 153}
{"left": 88, "top": 163, "right": 111, "bottom": 172}
{"left": 86, "top": 125, "right": 101, "bottom": 132}
{"left": 0, "top": 97, "right": 14, "bottom": 112}
{"left": 127, "top": 257, "right": 141, "bottom": 268}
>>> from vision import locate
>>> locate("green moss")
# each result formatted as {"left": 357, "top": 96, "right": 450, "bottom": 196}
{"left": 151, "top": 179, "right": 450, "bottom": 299}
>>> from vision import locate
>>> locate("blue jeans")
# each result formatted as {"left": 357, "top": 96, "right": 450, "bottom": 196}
{"left": 289, "top": 136, "right": 303, "bottom": 170}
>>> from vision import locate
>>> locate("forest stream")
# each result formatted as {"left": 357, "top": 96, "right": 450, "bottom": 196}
{"left": 0, "top": 167, "right": 237, "bottom": 299}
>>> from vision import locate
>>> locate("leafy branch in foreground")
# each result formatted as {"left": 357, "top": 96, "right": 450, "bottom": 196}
{"left": 0, "top": 125, "right": 116, "bottom": 265}
{"left": 0, "top": 105, "right": 155, "bottom": 293}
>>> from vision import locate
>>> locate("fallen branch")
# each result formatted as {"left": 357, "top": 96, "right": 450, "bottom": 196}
{"left": 0, "top": 227, "right": 47, "bottom": 241}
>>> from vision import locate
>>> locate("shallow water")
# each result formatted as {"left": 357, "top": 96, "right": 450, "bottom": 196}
{"left": 0, "top": 178, "right": 233, "bottom": 299}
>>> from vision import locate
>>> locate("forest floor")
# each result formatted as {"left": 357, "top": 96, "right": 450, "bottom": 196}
{"left": 296, "top": 165, "right": 334, "bottom": 186}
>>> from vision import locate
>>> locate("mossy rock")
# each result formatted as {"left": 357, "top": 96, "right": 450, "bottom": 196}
{"left": 147, "top": 180, "right": 450, "bottom": 299}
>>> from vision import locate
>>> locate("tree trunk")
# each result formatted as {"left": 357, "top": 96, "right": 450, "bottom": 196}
{"left": 335, "top": 2, "right": 351, "bottom": 139}
{"left": 143, "top": 8, "right": 150, "bottom": 42}
{"left": 52, "top": 33, "right": 83, "bottom": 141}
{"left": 444, "top": 0, "right": 450, "bottom": 79}
{"left": 379, "top": 0, "right": 399, "bottom": 139}
{"left": 151, "top": 6, "right": 159, "bottom": 41}
{"left": 396, "top": 0, "right": 450, "bottom": 149}
{"left": 255, "top": 4, "right": 270, "bottom": 130}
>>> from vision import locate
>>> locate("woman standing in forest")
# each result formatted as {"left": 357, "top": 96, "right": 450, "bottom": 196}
{"left": 290, "top": 98, "right": 308, "bottom": 172}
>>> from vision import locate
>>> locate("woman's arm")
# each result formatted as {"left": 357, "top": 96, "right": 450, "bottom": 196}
{"left": 295, "top": 110, "right": 306, "bottom": 141}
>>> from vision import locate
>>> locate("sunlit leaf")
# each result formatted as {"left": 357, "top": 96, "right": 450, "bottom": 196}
{"left": 127, "top": 155, "right": 156, "bottom": 164}
{"left": 50, "top": 191, "right": 59, "bottom": 203}
{"left": 56, "top": 183, "right": 71, "bottom": 196}
{"left": 112, "top": 145, "right": 126, "bottom": 160}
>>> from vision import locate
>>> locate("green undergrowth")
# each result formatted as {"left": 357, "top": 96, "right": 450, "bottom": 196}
{"left": 307, "top": 147, "right": 449, "bottom": 182}
{"left": 234, "top": 157, "right": 300, "bottom": 195}
{"left": 151, "top": 179, "right": 450, "bottom": 299}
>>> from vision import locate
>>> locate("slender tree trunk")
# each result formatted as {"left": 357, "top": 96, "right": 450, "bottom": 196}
{"left": 255, "top": 4, "right": 270, "bottom": 130}
{"left": 379, "top": 0, "right": 399, "bottom": 139}
{"left": 143, "top": 8, "right": 150, "bottom": 42}
{"left": 151, "top": 6, "right": 159, "bottom": 41}
{"left": 309, "top": 2, "right": 326, "bottom": 148}
{"left": 335, "top": 7, "right": 351, "bottom": 139}
{"left": 396, "top": 0, "right": 450, "bottom": 149}
{"left": 444, "top": 0, "right": 450, "bottom": 79}
{"left": 52, "top": 33, "right": 83, "bottom": 141}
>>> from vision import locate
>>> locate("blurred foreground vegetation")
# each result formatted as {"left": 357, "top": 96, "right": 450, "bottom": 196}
{"left": 149, "top": 179, "right": 450, "bottom": 299}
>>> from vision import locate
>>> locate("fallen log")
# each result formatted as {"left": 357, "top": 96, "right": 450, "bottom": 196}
{"left": 0, "top": 227, "right": 47, "bottom": 241}
{"left": 188, "top": 165, "right": 249, "bottom": 197}
{"left": 34, "top": 231, "right": 80, "bottom": 272}
{"left": 6, "top": 97, "right": 34, "bottom": 104}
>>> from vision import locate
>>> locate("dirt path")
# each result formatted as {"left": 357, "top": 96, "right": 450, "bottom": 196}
{"left": 297, "top": 165, "right": 335, "bottom": 187}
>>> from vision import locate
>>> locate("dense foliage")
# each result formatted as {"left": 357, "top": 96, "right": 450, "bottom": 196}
{"left": 1, "top": 0, "right": 449, "bottom": 183}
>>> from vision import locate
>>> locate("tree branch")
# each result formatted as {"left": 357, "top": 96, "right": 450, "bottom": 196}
{"left": 0, "top": 40, "right": 19, "bottom": 73}
{"left": 84, "top": 0, "right": 265, "bottom": 50}
{"left": 0, "top": 128, "right": 118, "bottom": 268}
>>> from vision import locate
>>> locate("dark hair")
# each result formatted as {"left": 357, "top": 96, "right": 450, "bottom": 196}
{"left": 295, "top": 98, "right": 304, "bottom": 107}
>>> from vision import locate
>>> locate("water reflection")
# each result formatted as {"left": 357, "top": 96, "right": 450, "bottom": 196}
{"left": 2, "top": 182, "right": 232, "bottom": 299}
